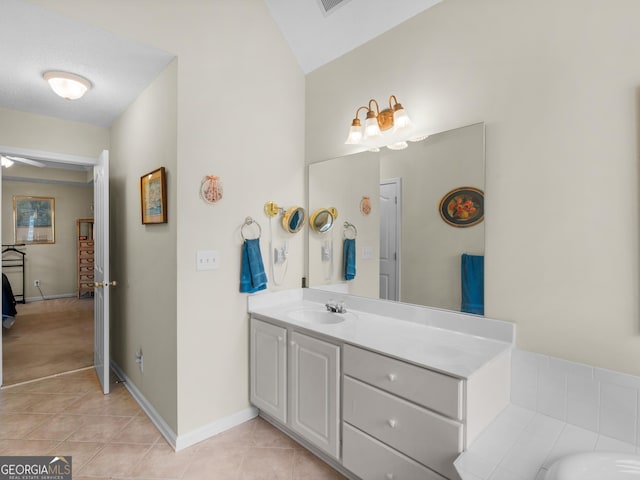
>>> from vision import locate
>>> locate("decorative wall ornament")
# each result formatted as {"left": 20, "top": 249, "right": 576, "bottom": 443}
{"left": 14, "top": 195, "right": 55, "bottom": 244}
{"left": 360, "top": 196, "right": 371, "bottom": 216}
{"left": 438, "top": 187, "right": 484, "bottom": 227}
{"left": 200, "top": 175, "right": 223, "bottom": 204}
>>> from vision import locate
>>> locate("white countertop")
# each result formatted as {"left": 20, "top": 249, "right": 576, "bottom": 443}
{"left": 249, "top": 297, "right": 512, "bottom": 379}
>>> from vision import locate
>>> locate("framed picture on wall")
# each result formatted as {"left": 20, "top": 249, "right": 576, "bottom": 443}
{"left": 14, "top": 196, "right": 55, "bottom": 244}
{"left": 140, "top": 167, "right": 167, "bottom": 224}
{"left": 438, "top": 187, "right": 484, "bottom": 228}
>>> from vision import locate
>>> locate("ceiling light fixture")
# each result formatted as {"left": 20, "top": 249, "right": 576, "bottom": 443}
{"left": 345, "top": 95, "right": 415, "bottom": 150}
{"left": 1, "top": 156, "right": 14, "bottom": 168}
{"left": 43, "top": 71, "right": 92, "bottom": 100}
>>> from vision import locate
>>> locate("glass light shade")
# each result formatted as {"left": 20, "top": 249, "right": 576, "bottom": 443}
{"left": 345, "top": 125, "right": 363, "bottom": 144}
{"left": 386, "top": 141, "right": 408, "bottom": 151}
{"left": 44, "top": 71, "right": 92, "bottom": 100}
{"left": 0, "top": 156, "right": 14, "bottom": 168}
{"left": 393, "top": 107, "right": 413, "bottom": 131}
{"left": 364, "top": 116, "right": 381, "bottom": 139}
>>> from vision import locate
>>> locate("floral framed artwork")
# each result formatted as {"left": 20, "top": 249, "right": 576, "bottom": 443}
{"left": 140, "top": 167, "right": 167, "bottom": 224}
{"left": 438, "top": 187, "right": 484, "bottom": 227}
{"left": 14, "top": 195, "right": 55, "bottom": 244}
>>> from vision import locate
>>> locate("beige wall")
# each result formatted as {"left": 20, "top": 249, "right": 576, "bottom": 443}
{"left": 1, "top": 179, "right": 93, "bottom": 298}
{"left": 32, "top": 0, "right": 306, "bottom": 435}
{"left": 307, "top": 0, "right": 640, "bottom": 375}
{"left": 109, "top": 60, "right": 178, "bottom": 431}
{"left": 380, "top": 123, "right": 485, "bottom": 311}
{"left": 308, "top": 152, "right": 380, "bottom": 297}
{"left": 0, "top": 107, "right": 109, "bottom": 158}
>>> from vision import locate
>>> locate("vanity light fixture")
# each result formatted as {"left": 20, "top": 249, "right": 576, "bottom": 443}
{"left": 345, "top": 95, "right": 414, "bottom": 149}
{"left": 43, "top": 71, "right": 92, "bottom": 100}
{"left": 0, "top": 156, "right": 14, "bottom": 168}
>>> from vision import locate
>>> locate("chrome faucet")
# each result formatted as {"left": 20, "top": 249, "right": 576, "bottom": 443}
{"left": 325, "top": 300, "right": 347, "bottom": 314}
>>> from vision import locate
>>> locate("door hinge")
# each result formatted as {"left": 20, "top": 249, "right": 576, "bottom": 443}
{"left": 395, "top": 196, "right": 398, "bottom": 204}
{"left": 394, "top": 252, "right": 397, "bottom": 261}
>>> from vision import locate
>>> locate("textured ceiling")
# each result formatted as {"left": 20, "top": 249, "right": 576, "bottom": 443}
{"left": 0, "top": 0, "right": 174, "bottom": 127}
{"left": 0, "top": 0, "right": 440, "bottom": 129}
{"left": 263, "top": 0, "right": 442, "bottom": 73}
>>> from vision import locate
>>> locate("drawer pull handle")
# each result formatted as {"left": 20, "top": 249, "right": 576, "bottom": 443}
{"left": 387, "top": 373, "right": 397, "bottom": 382}
{"left": 385, "top": 475, "right": 395, "bottom": 480}
{"left": 387, "top": 419, "right": 397, "bottom": 428}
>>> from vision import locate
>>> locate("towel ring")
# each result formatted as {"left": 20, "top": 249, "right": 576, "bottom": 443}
{"left": 343, "top": 221, "right": 357, "bottom": 239}
{"left": 241, "top": 217, "right": 262, "bottom": 240}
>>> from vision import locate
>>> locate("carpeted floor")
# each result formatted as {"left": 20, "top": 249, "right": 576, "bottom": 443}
{"left": 2, "top": 297, "right": 94, "bottom": 385}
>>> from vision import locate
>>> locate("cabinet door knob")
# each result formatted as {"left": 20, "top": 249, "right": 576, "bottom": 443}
{"left": 277, "top": 336, "right": 283, "bottom": 342}
{"left": 387, "top": 419, "right": 397, "bottom": 428}
{"left": 387, "top": 373, "right": 397, "bottom": 382}
{"left": 289, "top": 341, "right": 296, "bottom": 346}
{"left": 385, "top": 474, "right": 395, "bottom": 480}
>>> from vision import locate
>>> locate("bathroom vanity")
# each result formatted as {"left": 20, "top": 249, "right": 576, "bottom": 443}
{"left": 248, "top": 289, "right": 514, "bottom": 480}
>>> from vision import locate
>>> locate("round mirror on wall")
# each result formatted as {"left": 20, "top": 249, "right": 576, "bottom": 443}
{"left": 310, "top": 208, "right": 337, "bottom": 233}
{"left": 282, "top": 207, "right": 306, "bottom": 234}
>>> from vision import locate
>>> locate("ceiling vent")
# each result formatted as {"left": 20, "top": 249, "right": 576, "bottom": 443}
{"left": 316, "top": 0, "right": 352, "bottom": 16}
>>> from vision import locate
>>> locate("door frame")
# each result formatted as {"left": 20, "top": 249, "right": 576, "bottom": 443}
{"left": 380, "top": 177, "right": 402, "bottom": 301}
{"left": 0, "top": 145, "right": 98, "bottom": 387}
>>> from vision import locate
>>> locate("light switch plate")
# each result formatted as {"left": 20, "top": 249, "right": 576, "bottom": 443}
{"left": 196, "top": 250, "right": 220, "bottom": 271}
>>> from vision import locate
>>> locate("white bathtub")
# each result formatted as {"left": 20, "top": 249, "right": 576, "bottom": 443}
{"left": 545, "top": 452, "right": 640, "bottom": 479}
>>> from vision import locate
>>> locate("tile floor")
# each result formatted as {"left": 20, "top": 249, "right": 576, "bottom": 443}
{"left": 0, "top": 368, "right": 346, "bottom": 479}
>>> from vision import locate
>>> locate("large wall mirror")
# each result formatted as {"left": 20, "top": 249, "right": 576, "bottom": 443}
{"left": 307, "top": 122, "right": 485, "bottom": 313}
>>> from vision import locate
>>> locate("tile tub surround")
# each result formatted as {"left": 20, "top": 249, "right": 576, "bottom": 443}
{"left": 456, "top": 349, "right": 640, "bottom": 480}
{"left": 248, "top": 289, "right": 515, "bottom": 379}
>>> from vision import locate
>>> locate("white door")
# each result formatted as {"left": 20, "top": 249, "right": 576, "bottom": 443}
{"left": 289, "top": 331, "right": 340, "bottom": 459}
{"left": 93, "top": 150, "right": 111, "bottom": 394}
{"left": 250, "top": 318, "right": 287, "bottom": 423}
{"left": 380, "top": 178, "right": 401, "bottom": 301}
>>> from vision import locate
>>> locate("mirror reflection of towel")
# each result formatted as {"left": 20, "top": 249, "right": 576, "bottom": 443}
{"left": 343, "top": 238, "right": 356, "bottom": 280}
{"left": 461, "top": 253, "right": 484, "bottom": 315}
{"left": 240, "top": 239, "right": 267, "bottom": 293}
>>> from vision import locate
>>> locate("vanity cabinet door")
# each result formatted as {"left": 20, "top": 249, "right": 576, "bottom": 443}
{"left": 289, "top": 331, "right": 341, "bottom": 459}
{"left": 250, "top": 318, "right": 287, "bottom": 423}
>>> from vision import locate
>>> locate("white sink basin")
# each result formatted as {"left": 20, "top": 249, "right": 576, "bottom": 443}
{"left": 286, "top": 308, "right": 352, "bottom": 325}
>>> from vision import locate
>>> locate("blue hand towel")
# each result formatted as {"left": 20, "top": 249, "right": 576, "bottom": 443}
{"left": 240, "top": 238, "right": 268, "bottom": 293}
{"left": 343, "top": 238, "right": 356, "bottom": 281}
{"left": 461, "top": 253, "right": 484, "bottom": 315}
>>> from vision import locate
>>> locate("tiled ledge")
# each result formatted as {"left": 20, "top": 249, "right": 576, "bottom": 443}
{"left": 455, "top": 404, "right": 639, "bottom": 480}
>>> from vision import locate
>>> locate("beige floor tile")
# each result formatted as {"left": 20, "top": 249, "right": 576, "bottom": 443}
{"left": 253, "top": 418, "right": 300, "bottom": 449}
{"left": 48, "top": 440, "right": 104, "bottom": 470}
{"left": 7, "top": 371, "right": 99, "bottom": 395}
{"left": 69, "top": 387, "right": 141, "bottom": 416}
{"left": 195, "top": 418, "right": 258, "bottom": 451}
{"left": 27, "top": 414, "right": 89, "bottom": 440}
{"left": 78, "top": 442, "right": 151, "bottom": 477}
{"left": 292, "top": 449, "right": 346, "bottom": 479}
{"left": 183, "top": 446, "right": 248, "bottom": 480}
{"left": 0, "top": 413, "right": 51, "bottom": 439}
{"left": 112, "top": 415, "right": 162, "bottom": 444}
{"left": 131, "top": 441, "right": 195, "bottom": 478}
{"left": 0, "top": 438, "right": 60, "bottom": 455}
{"left": 240, "top": 447, "right": 295, "bottom": 480}
{"left": 66, "top": 415, "right": 134, "bottom": 443}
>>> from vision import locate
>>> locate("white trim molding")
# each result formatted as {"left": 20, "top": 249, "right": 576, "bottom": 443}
{"left": 110, "top": 361, "right": 258, "bottom": 451}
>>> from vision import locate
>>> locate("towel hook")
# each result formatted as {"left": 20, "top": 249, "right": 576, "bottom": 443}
{"left": 343, "top": 221, "right": 357, "bottom": 239}
{"left": 241, "top": 216, "right": 262, "bottom": 240}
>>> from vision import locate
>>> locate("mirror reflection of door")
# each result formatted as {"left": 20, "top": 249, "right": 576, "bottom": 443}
{"left": 379, "top": 178, "right": 401, "bottom": 301}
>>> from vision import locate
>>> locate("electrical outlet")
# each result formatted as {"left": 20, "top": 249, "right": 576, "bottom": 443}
{"left": 34, "top": 280, "right": 40, "bottom": 287}
{"left": 135, "top": 349, "right": 144, "bottom": 373}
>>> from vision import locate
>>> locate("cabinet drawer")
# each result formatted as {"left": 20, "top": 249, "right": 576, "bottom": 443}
{"left": 79, "top": 257, "right": 93, "bottom": 265}
{"left": 79, "top": 241, "right": 94, "bottom": 248}
{"left": 344, "top": 344, "right": 463, "bottom": 420}
{"left": 343, "top": 423, "right": 446, "bottom": 480}
{"left": 343, "top": 376, "right": 462, "bottom": 479}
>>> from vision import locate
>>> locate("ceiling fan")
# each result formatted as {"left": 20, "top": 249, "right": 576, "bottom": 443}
{"left": 0, "top": 155, "right": 46, "bottom": 168}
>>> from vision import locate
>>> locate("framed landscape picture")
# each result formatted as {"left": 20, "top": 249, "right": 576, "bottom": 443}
{"left": 14, "top": 196, "right": 55, "bottom": 244}
{"left": 140, "top": 167, "right": 167, "bottom": 224}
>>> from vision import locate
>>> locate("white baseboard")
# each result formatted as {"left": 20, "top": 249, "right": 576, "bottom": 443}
{"left": 24, "top": 293, "right": 76, "bottom": 302}
{"left": 175, "top": 406, "right": 258, "bottom": 451}
{"left": 110, "top": 361, "right": 178, "bottom": 449}
{"left": 109, "top": 360, "right": 258, "bottom": 451}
